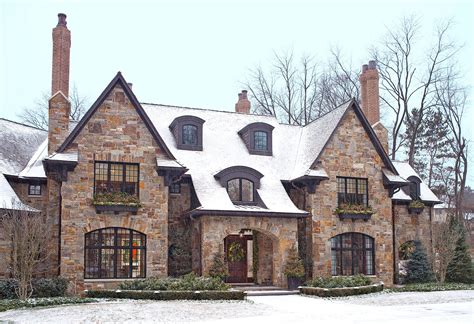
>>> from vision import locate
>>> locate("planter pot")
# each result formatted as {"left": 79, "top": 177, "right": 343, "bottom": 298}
{"left": 287, "top": 276, "right": 303, "bottom": 290}
{"left": 408, "top": 207, "right": 424, "bottom": 214}
{"left": 94, "top": 204, "right": 139, "bottom": 214}
{"left": 337, "top": 213, "right": 372, "bottom": 220}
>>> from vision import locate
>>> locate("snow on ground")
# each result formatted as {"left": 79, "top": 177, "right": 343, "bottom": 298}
{"left": 0, "top": 290, "right": 472, "bottom": 324}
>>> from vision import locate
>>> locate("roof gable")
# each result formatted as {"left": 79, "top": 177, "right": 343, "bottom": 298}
{"left": 57, "top": 72, "right": 174, "bottom": 159}
{"left": 311, "top": 99, "right": 397, "bottom": 174}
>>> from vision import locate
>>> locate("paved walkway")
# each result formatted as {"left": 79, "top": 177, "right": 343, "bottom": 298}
{"left": 0, "top": 290, "right": 472, "bottom": 323}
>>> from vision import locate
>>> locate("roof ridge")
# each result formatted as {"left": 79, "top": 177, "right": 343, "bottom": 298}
{"left": 141, "top": 102, "right": 279, "bottom": 120}
{"left": 0, "top": 118, "right": 47, "bottom": 132}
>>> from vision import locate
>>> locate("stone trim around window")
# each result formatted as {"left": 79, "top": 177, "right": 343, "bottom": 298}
{"left": 169, "top": 115, "right": 205, "bottom": 151}
{"left": 238, "top": 122, "right": 274, "bottom": 156}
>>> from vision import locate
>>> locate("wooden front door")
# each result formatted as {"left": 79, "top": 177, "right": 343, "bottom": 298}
{"left": 225, "top": 235, "right": 247, "bottom": 283}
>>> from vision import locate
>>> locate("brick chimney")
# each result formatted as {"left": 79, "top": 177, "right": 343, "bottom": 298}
{"left": 49, "top": 13, "right": 71, "bottom": 154}
{"left": 359, "top": 60, "right": 379, "bottom": 125}
{"left": 235, "top": 90, "right": 251, "bottom": 114}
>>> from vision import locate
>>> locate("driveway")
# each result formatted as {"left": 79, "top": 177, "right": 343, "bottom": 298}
{"left": 0, "top": 290, "right": 472, "bottom": 323}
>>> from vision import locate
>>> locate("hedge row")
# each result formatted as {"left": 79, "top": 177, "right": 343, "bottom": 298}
{"left": 85, "top": 289, "right": 246, "bottom": 300}
{"left": 389, "top": 282, "right": 474, "bottom": 292}
{"left": 0, "top": 297, "right": 97, "bottom": 312}
{"left": 300, "top": 283, "right": 383, "bottom": 297}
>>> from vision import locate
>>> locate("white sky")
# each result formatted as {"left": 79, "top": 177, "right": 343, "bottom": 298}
{"left": 1, "top": 0, "right": 473, "bottom": 185}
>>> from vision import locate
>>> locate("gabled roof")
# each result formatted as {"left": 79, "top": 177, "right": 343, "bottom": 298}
{"left": 57, "top": 72, "right": 175, "bottom": 159}
{"left": 0, "top": 173, "right": 38, "bottom": 211}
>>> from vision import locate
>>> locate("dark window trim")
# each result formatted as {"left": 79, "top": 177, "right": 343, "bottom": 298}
{"left": 84, "top": 227, "right": 146, "bottom": 279}
{"left": 93, "top": 161, "right": 140, "bottom": 197}
{"left": 214, "top": 166, "right": 263, "bottom": 189}
{"left": 28, "top": 183, "right": 42, "bottom": 196}
{"left": 331, "top": 232, "right": 375, "bottom": 276}
{"left": 226, "top": 178, "right": 256, "bottom": 205}
{"left": 169, "top": 115, "right": 205, "bottom": 151}
{"left": 169, "top": 182, "right": 181, "bottom": 194}
{"left": 337, "top": 176, "right": 369, "bottom": 207}
{"left": 238, "top": 122, "right": 274, "bottom": 156}
{"left": 407, "top": 176, "right": 421, "bottom": 200}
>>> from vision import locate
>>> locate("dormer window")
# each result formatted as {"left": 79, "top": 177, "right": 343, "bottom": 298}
{"left": 238, "top": 122, "right": 274, "bottom": 156}
{"left": 215, "top": 166, "right": 265, "bottom": 207}
{"left": 169, "top": 115, "right": 205, "bottom": 151}
{"left": 407, "top": 176, "right": 421, "bottom": 200}
{"left": 227, "top": 178, "right": 254, "bottom": 203}
{"left": 254, "top": 131, "right": 268, "bottom": 151}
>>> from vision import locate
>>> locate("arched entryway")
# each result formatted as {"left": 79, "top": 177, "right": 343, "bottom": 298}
{"left": 224, "top": 229, "right": 275, "bottom": 284}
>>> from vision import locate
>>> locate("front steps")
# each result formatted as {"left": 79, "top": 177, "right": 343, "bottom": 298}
{"left": 231, "top": 284, "right": 299, "bottom": 296}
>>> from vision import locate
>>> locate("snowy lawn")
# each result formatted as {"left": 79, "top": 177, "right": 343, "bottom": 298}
{"left": 0, "top": 290, "right": 472, "bottom": 323}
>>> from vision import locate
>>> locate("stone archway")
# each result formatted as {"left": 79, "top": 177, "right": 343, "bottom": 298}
{"left": 198, "top": 215, "right": 299, "bottom": 287}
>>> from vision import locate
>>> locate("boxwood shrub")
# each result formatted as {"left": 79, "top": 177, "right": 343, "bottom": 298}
{"left": 118, "top": 273, "right": 230, "bottom": 291}
{"left": 305, "top": 274, "right": 372, "bottom": 288}
{"left": 0, "top": 278, "right": 69, "bottom": 299}
{"left": 300, "top": 283, "right": 383, "bottom": 297}
{"left": 85, "top": 289, "right": 245, "bottom": 300}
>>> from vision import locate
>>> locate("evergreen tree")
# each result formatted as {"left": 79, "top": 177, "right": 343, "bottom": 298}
{"left": 208, "top": 251, "right": 229, "bottom": 281}
{"left": 446, "top": 223, "right": 474, "bottom": 283}
{"left": 405, "top": 240, "right": 434, "bottom": 283}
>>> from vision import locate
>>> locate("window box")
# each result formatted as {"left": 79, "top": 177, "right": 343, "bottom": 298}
{"left": 408, "top": 200, "right": 425, "bottom": 214}
{"left": 334, "top": 203, "right": 374, "bottom": 220}
{"left": 93, "top": 192, "right": 141, "bottom": 214}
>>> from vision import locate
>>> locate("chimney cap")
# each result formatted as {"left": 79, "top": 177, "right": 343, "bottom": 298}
{"left": 57, "top": 13, "right": 67, "bottom": 27}
{"left": 362, "top": 64, "right": 369, "bottom": 73}
{"left": 368, "top": 60, "right": 377, "bottom": 69}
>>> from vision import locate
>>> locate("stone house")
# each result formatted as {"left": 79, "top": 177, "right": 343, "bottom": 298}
{"left": 0, "top": 14, "right": 440, "bottom": 290}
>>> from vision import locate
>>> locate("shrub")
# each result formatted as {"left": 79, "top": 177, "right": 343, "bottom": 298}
{"left": 306, "top": 274, "right": 372, "bottom": 288}
{"left": 0, "top": 278, "right": 69, "bottom": 299}
{"left": 0, "top": 297, "right": 97, "bottom": 312}
{"left": 300, "top": 282, "right": 383, "bottom": 297}
{"left": 284, "top": 247, "right": 305, "bottom": 278}
{"left": 389, "top": 282, "right": 474, "bottom": 292}
{"left": 208, "top": 252, "right": 229, "bottom": 281}
{"left": 446, "top": 225, "right": 474, "bottom": 284}
{"left": 118, "top": 273, "right": 230, "bottom": 291}
{"left": 404, "top": 240, "right": 434, "bottom": 284}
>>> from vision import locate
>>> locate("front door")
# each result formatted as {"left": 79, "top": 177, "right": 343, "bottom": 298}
{"left": 225, "top": 235, "right": 247, "bottom": 283}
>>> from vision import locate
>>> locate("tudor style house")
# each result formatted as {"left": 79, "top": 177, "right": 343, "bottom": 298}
{"left": 0, "top": 14, "right": 440, "bottom": 290}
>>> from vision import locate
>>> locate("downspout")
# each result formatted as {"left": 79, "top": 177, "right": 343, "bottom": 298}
{"left": 391, "top": 202, "right": 396, "bottom": 285}
{"left": 58, "top": 182, "right": 62, "bottom": 276}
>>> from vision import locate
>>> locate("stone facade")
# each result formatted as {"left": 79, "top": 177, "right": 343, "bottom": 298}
{"left": 58, "top": 84, "right": 169, "bottom": 291}
{"left": 309, "top": 109, "right": 394, "bottom": 285}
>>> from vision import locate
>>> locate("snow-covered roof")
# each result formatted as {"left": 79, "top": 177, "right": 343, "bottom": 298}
{"left": 0, "top": 118, "right": 47, "bottom": 175}
{"left": 143, "top": 101, "right": 353, "bottom": 215}
{"left": 391, "top": 161, "right": 441, "bottom": 203}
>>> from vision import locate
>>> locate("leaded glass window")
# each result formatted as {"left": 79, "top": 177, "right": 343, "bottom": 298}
{"left": 330, "top": 233, "right": 374, "bottom": 276}
{"left": 337, "top": 177, "right": 368, "bottom": 206}
{"left": 227, "top": 178, "right": 254, "bottom": 203}
{"left": 94, "top": 162, "right": 139, "bottom": 196}
{"left": 182, "top": 124, "right": 198, "bottom": 145}
{"left": 254, "top": 131, "right": 268, "bottom": 151}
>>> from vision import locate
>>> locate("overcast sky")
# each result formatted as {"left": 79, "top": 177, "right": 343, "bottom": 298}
{"left": 1, "top": 0, "right": 473, "bottom": 184}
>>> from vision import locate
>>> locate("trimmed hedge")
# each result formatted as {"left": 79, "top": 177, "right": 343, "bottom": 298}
{"left": 305, "top": 275, "right": 372, "bottom": 288}
{"left": 300, "top": 283, "right": 383, "bottom": 297}
{"left": 0, "top": 297, "right": 97, "bottom": 312}
{"left": 389, "top": 282, "right": 474, "bottom": 292}
{"left": 85, "top": 289, "right": 245, "bottom": 300}
{"left": 0, "top": 278, "right": 69, "bottom": 299}
{"left": 118, "top": 273, "right": 230, "bottom": 291}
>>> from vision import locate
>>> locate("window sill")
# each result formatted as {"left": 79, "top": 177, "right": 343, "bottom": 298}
{"left": 94, "top": 204, "right": 139, "bottom": 214}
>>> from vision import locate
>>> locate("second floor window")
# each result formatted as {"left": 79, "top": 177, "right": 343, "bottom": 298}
{"left": 254, "top": 131, "right": 268, "bottom": 151}
{"left": 95, "top": 162, "right": 139, "bottom": 196}
{"left": 182, "top": 124, "right": 198, "bottom": 146}
{"left": 337, "top": 177, "right": 368, "bottom": 206}
{"left": 227, "top": 178, "right": 254, "bottom": 203}
{"left": 28, "top": 184, "right": 41, "bottom": 196}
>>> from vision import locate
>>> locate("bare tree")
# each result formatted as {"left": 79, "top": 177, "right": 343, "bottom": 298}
{"left": 0, "top": 202, "right": 52, "bottom": 300}
{"left": 435, "top": 69, "right": 469, "bottom": 221}
{"left": 432, "top": 215, "right": 460, "bottom": 283}
{"left": 17, "top": 85, "right": 88, "bottom": 130}
{"left": 243, "top": 50, "right": 359, "bottom": 125}
{"left": 371, "top": 16, "right": 458, "bottom": 162}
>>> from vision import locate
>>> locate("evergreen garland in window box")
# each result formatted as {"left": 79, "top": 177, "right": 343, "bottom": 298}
{"left": 93, "top": 192, "right": 141, "bottom": 213}
{"left": 408, "top": 200, "right": 425, "bottom": 214}
{"left": 334, "top": 203, "right": 374, "bottom": 220}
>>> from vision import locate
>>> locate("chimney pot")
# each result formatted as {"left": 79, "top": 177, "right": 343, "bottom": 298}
{"left": 362, "top": 64, "right": 369, "bottom": 73}
{"left": 368, "top": 60, "right": 377, "bottom": 69}
{"left": 127, "top": 82, "right": 133, "bottom": 90}
{"left": 241, "top": 90, "right": 248, "bottom": 99}
{"left": 57, "top": 13, "right": 67, "bottom": 27}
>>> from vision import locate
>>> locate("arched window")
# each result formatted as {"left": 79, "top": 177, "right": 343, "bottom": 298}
{"left": 254, "top": 131, "right": 268, "bottom": 151}
{"left": 227, "top": 178, "right": 254, "bottom": 202}
{"left": 182, "top": 124, "right": 198, "bottom": 145}
{"left": 331, "top": 232, "right": 374, "bottom": 276}
{"left": 85, "top": 227, "right": 146, "bottom": 279}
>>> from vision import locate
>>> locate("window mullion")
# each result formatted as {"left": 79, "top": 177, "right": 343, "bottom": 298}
{"left": 113, "top": 228, "right": 118, "bottom": 279}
